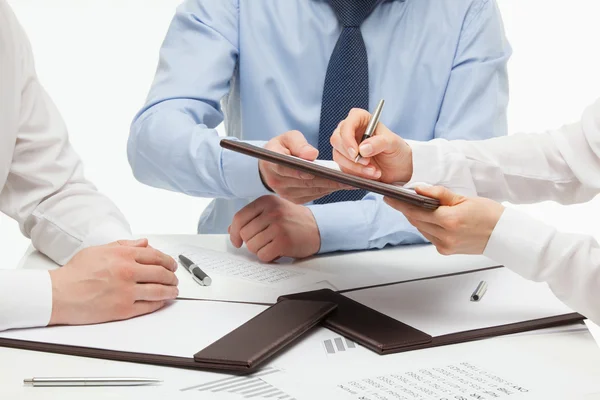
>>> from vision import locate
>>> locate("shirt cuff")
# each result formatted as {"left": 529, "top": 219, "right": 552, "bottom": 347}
{"left": 405, "top": 139, "right": 446, "bottom": 186}
{"left": 483, "top": 207, "right": 555, "bottom": 280}
{"left": 405, "top": 139, "right": 477, "bottom": 196}
{"left": 0, "top": 269, "right": 52, "bottom": 331}
{"left": 81, "top": 221, "right": 133, "bottom": 249}
{"left": 308, "top": 202, "right": 369, "bottom": 254}
{"left": 222, "top": 139, "right": 272, "bottom": 199}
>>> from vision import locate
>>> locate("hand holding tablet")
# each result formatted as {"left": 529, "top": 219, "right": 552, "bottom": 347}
{"left": 220, "top": 139, "right": 439, "bottom": 210}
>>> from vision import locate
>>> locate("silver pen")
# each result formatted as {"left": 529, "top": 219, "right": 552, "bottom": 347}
{"left": 354, "top": 99, "right": 385, "bottom": 163}
{"left": 23, "top": 377, "right": 162, "bottom": 387}
{"left": 470, "top": 280, "right": 488, "bottom": 302}
{"left": 179, "top": 254, "right": 212, "bottom": 286}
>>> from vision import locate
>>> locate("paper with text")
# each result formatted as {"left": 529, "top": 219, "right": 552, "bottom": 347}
{"left": 262, "top": 325, "right": 600, "bottom": 400}
{"left": 161, "top": 244, "right": 333, "bottom": 303}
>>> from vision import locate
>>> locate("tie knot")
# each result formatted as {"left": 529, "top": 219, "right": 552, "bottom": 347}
{"left": 329, "top": 0, "right": 380, "bottom": 27}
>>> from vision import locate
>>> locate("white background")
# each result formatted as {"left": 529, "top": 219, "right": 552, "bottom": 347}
{"left": 2, "top": 0, "right": 600, "bottom": 268}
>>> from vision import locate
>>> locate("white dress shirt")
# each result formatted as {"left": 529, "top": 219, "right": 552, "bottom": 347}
{"left": 407, "top": 98, "right": 600, "bottom": 324}
{"left": 0, "top": 2, "right": 131, "bottom": 331}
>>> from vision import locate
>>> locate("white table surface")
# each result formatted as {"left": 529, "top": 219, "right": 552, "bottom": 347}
{"left": 3, "top": 234, "right": 600, "bottom": 399}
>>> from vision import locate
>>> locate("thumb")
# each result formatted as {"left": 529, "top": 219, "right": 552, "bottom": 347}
{"left": 415, "top": 186, "right": 464, "bottom": 206}
{"left": 281, "top": 131, "right": 318, "bottom": 161}
{"left": 117, "top": 238, "right": 149, "bottom": 248}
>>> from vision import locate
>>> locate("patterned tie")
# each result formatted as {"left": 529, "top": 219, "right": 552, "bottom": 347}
{"left": 314, "top": 0, "right": 380, "bottom": 205}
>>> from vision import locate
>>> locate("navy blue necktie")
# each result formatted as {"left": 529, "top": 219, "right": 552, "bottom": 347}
{"left": 315, "top": 0, "right": 380, "bottom": 205}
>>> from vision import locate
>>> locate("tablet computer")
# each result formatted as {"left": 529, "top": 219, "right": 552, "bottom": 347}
{"left": 220, "top": 139, "right": 439, "bottom": 210}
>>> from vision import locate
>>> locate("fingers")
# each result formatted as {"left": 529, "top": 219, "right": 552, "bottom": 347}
{"left": 383, "top": 197, "right": 438, "bottom": 224}
{"left": 128, "top": 301, "right": 167, "bottom": 319}
{"left": 333, "top": 149, "right": 381, "bottom": 179}
{"left": 114, "top": 238, "right": 148, "bottom": 248}
{"left": 405, "top": 217, "right": 446, "bottom": 241}
{"left": 271, "top": 164, "right": 314, "bottom": 180}
{"left": 261, "top": 131, "right": 317, "bottom": 183}
{"left": 416, "top": 186, "right": 465, "bottom": 207}
{"left": 298, "top": 176, "right": 349, "bottom": 190}
{"left": 260, "top": 174, "right": 351, "bottom": 204}
{"left": 404, "top": 216, "right": 457, "bottom": 256}
{"left": 278, "top": 186, "right": 346, "bottom": 203}
{"left": 256, "top": 240, "right": 281, "bottom": 263}
{"left": 245, "top": 225, "right": 277, "bottom": 256}
{"left": 239, "top": 214, "right": 271, "bottom": 244}
{"left": 134, "top": 284, "right": 179, "bottom": 302}
{"left": 133, "top": 248, "right": 178, "bottom": 272}
{"left": 230, "top": 198, "right": 268, "bottom": 247}
{"left": 279, "top": 130, "right": 319, "bottom": 160}
{"left": 229, "top": 227, "right": 243, "bottom": 248}
{"left": 132, "top": 264, "right": 179, "bottom": 286}
{"left": 330, "top": 108, "right": 371, "bottom": 160}
{"left": 419, "top": 231, "right": 446, "bottom": 252}
{"left": 358, "top": 134, "right": 396, "bottom": 157}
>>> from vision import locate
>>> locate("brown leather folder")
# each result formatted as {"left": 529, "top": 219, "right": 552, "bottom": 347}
{"left": 194, "top": 299, "right": 337, "bottom": 371}
{"left": 279, "top": 289, "right": 432, "bottom": 354}
{"left": 0, "top": 269, "right": 583, "bottom": 372}
{"left": 219, "top": 139, "right": 440, "bottom": 210}
{"left": 278, "top": 288, "right": 583, "bottom": 356}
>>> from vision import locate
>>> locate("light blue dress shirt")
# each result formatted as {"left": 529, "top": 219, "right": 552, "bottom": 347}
{"left": 128, "top": 0, "right": 511, "bottom": 253}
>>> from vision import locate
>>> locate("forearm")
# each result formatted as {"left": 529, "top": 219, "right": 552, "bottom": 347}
{"left": 484, "top": 208, "right": 600, "bottom": 325}
{"left": 309, "top": 194, "right": 427, "bottom": 253}
{"left": 128, "top": 0, "right": 263, "bottom": 199}
{"left": 129, "top": 102, "right": 270, "bottom": 199}
{"left": 409, "top": 101, "right": 600, "bottom": 204}
{"left": 21, "top": 178, "right": 132, "bottom": 265}
{"left": 1, "top": 76, "right": 132, "bottom": 265}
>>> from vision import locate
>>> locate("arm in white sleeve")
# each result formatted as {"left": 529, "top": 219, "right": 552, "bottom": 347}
{"left": 0, "top": 17, "right": 131, "bottom": 266}
{"left": 406, "top": 98, "right": 600, "bottom": 324}
{"left": 0, "top": 2, "right": 131, "bottom": 331}
{"left": 484, "top": 208, "right": 600, "bottom": 325}
{"left": 408, "top": 99, "right": 600, "bottom": 205}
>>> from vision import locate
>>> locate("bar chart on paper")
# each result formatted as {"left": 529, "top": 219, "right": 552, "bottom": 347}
{"left": 180, "top": 367, "right": 294, "bottom": 399}
{"left": 323, "top": 337, "right": 357, "bottom": 355}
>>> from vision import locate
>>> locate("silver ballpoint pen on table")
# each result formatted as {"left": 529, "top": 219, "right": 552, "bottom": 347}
{"left": 179, "top": 254, "right": 212, "bottom": 286}
{"left": 470, "top": 281, "right": 488, "bottom": 302}
{"left": 354, "top": 99, "right": 385, "bottom": 163}
{"left": 23, "top": 377, "right": 162, "bottom": 387}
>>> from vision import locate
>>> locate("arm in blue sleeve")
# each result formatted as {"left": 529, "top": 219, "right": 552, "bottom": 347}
{"left": 435, "top": 0, "right": 511, "bottom": 140}
{"left": 310, "top": 194, "right": 426, "bottom": 253}
{"left": 308, "top": 0, "right": 511, "bottom": 254}
{"left": 128, "top": 0, "right": 270, "bottom": 199}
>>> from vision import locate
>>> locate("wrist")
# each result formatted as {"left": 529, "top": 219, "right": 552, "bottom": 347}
{"left": 401, "top": 142, "right": 413, "bottom": 182}
{"left": 48, "top": 269, "right": 65, "bottom": 325}
{"left": 258, "top": 162, "right": 275, "bottom": 193}
{"left": 303, "top": 206, "right": 321, "bottom": 255}
{"left": 487, "top": 203, "right": 506, "bottom": 235}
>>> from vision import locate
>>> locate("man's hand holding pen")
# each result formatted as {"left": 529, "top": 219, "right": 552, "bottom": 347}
{"left": 330, "top": 107, "right": 413, "bottom": 184}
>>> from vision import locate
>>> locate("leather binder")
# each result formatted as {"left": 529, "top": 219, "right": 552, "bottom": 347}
{"left": 193, "top": 299, "right": 337, "bottom": 371}
{"left": 0, "top": 268, "right": 583, "bottom": 371}
{"left": 219, "top": 139, "right": 440, "bottom": 210}
{"left": 279, "top": 289, "right": 432, "bottom": 354}
{"left": 279, "top": 289, "right": 583, "bottom": 356}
